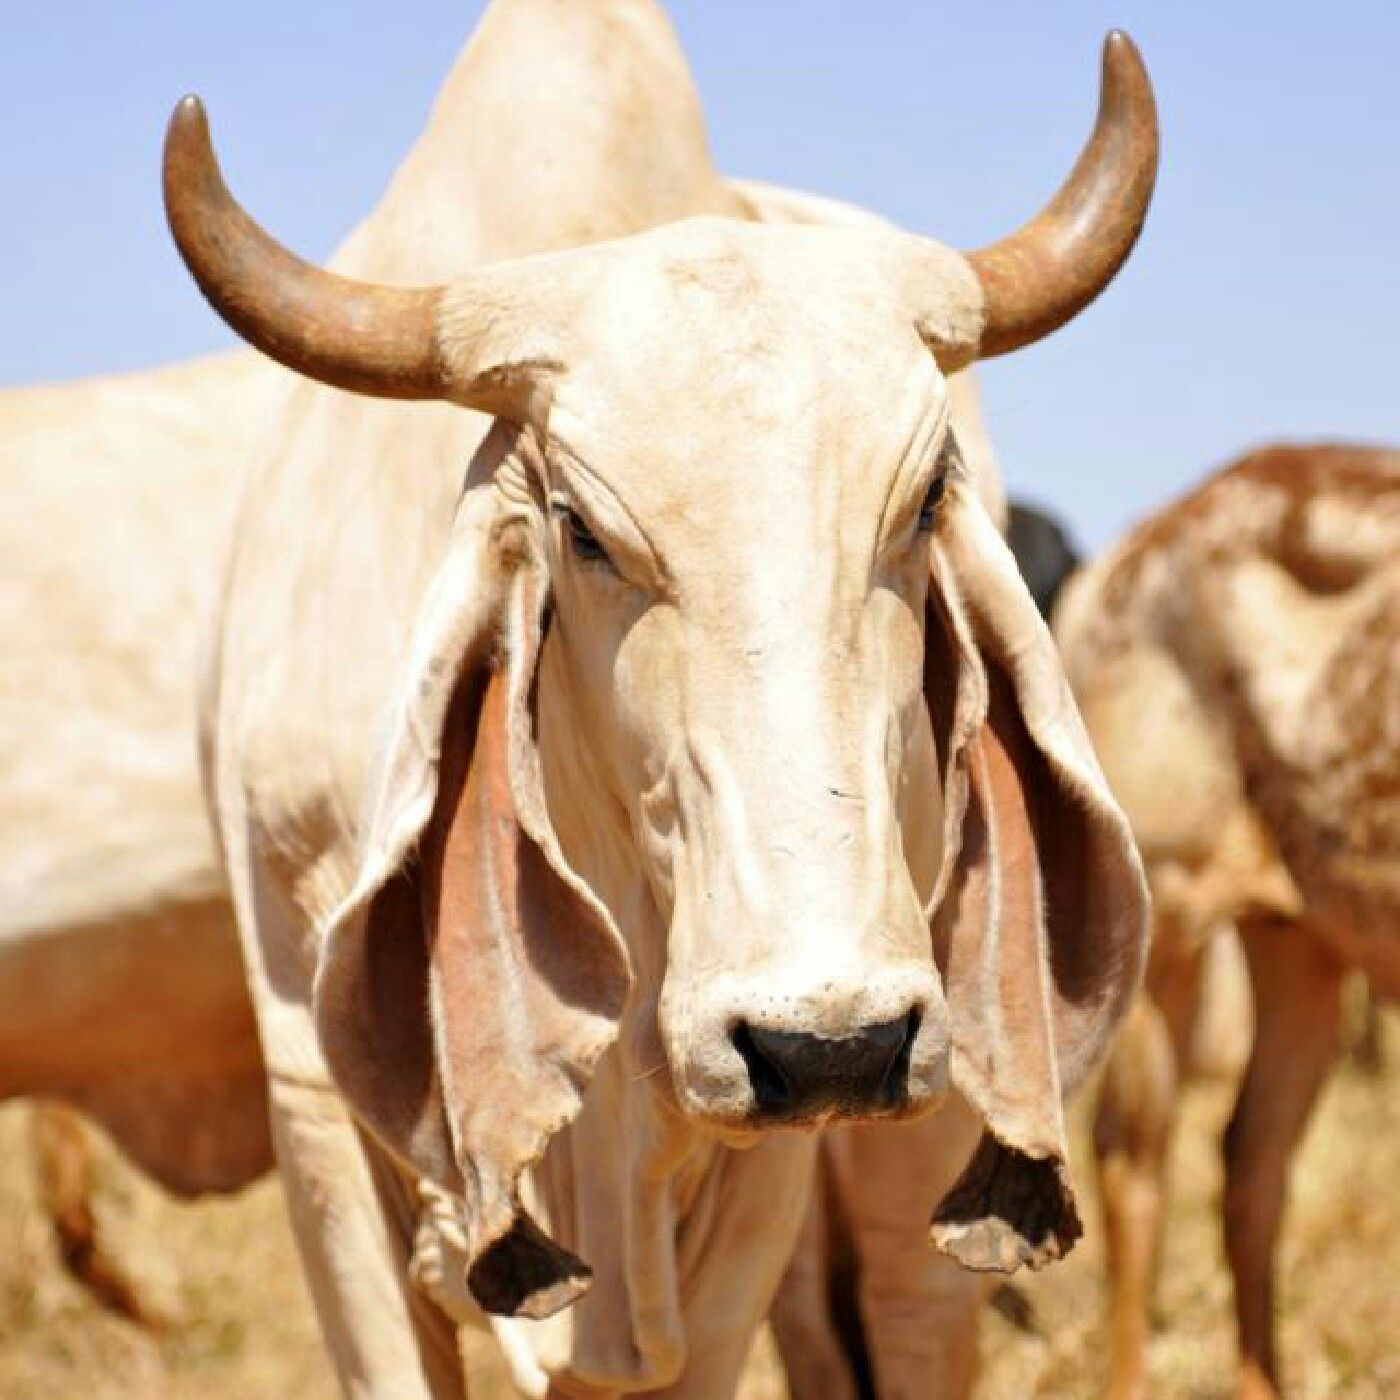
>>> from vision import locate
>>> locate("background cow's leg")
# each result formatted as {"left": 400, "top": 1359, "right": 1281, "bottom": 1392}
{"left": 1349, "top": 978, "right": 1386, "bottom": 1076}
{"left": 796, "top": 1100, "right": 989, "bottom": 1400}
{"left": 1094, "top": 944, "right": 1202, "bottom": 1400}
{"left": 769, "top": 1144, "right": 864, "bottom": 1400}
{"left": 1222, "top": 915, "right": 1343, "bottom": 1400}
{"left": 29, "top": 1102, "right": 178, "bottom": 1328}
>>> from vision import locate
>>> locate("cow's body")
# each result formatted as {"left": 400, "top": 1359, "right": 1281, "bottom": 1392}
{"left": 1054, "top": 443, "right": 1400, "bottom": 1400}
{"left": 0, "top": 352, "right": 272, "bottom": 1191}
{"left": 0, "top": 14, "right": 1008, "bottom": 1375}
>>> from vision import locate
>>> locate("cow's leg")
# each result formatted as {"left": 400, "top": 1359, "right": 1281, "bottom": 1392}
{"left": 1094, "top": 946, "right": 1202, "bottom": 1400}
{"left": 30, "top": 1102, "right": 178, "bottom": 1328}
{"left": 1350, "top": 978, "right": 1385, "bottom": 1075}
{"left": 268, "top": 1074, "right": 466, "bottom": 1400}
{"left": 228, "top": 842, "right": 465, "bottom": 1400}
{"left": 1223, "top": 916, "right": 1343, "bottom": 1400}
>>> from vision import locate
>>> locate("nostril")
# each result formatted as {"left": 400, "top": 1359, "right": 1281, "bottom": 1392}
{"left": 731, "top": 1021, "right": 793, "bottom": 1113}
{"left": 880, "top": 1007, "right": 921, "bottom": 1104}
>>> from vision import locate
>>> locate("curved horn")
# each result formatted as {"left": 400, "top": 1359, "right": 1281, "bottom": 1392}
{"left": 966, "top": 31, "right": 1159, "bottom": 358}
{"left": 163, "top": 96, "right": 445, "bottom": 399}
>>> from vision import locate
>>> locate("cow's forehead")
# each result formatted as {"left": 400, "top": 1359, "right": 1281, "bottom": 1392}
{"left": 542, "top": 219, "right": 949, "bottom": 528}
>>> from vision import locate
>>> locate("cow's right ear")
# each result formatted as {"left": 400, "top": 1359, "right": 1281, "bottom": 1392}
{"left": 921, "top": 483, "right": 1149, "bottom": 1273}
{"left": 314, "top": 482, "right": 631, "bottom": 1321}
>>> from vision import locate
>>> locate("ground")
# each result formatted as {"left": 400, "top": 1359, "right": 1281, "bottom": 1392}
{"left": 0, "top": 1013, "right": 1394, "bottom": 1400}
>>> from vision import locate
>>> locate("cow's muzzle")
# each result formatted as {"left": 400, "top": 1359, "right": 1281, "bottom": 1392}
{"left": 731, "top": 1010, "right": 920, "bottom": 1121}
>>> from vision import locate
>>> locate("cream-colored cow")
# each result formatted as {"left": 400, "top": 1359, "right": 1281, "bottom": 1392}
{"left": 0, "top": 276, "right": 1001, "bottom": 1349}
{"left": 1055, "top": 443, "right": 1400, "bottom": 1400}
{"left": 0, "top": 354, "right": 273, "bottom": 1314}
{"left": 0, "top": 45, "right": 1013, "bottom": 1359}
{"left": 163, "top": 1, "right": 1154, "bottom": 1395}
{"left": 0, "top": 22, "right": 1005, "bottom": 1374}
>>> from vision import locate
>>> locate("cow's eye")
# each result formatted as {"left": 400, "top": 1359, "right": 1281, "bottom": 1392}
{"left": 560, "top": 506, "right": 611, "bottom": 566}
{"left": 917, "top": 472, "right": 947, "bottom": 531}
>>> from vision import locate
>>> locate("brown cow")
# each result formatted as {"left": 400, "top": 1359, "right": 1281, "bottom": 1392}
{"left": 1054, "top": 443, "right": 1400, "bottom": 1400}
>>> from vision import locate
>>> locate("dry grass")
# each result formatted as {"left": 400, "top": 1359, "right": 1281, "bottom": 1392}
{"left": 1, "top": 1013, "right": 1394, "bottom": 1400}
{"left": 975, "top": 1006, "right": 1400, "bottom": 1400}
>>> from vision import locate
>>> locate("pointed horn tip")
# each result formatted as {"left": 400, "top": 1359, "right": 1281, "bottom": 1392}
{"left": 163, "top": 95, "right": 220, "bottom": 220}
{"left": 1100, "top": 29, "right": 1159, "bottom": 185}
{"left": 166, "top": 95, "right": 210, "bottom": 153}
{"left": 159, "top": 86, "right": 448, "bottom": 402}
{"left": 1102, "top": 29, "right": 1140, "bottom": 62}
{"left": 1099, "top": 30, "right": 1156, "bottom": 128}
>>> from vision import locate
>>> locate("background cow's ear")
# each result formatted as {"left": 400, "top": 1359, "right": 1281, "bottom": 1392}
{"left": 314, "top": 485, "right": 631, "bottom": 1320}
{"left": 921, "top": 487, "right": 1150, "bottom": 1273}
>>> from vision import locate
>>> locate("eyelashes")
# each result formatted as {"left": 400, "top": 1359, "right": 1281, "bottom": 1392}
{"left": 552, "top": 501, "right": 612, "bottom": 568}
{"left": 916, "top": 470, "right": 947, "bottom": 532}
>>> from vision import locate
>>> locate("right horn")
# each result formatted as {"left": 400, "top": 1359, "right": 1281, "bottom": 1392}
{"left": 966, "top": 31, "right": 1159, "bottom": 358}
{"left": 163, "top": 95, "right": 447, "bottom": 400}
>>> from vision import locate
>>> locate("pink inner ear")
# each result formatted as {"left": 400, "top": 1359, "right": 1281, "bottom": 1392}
{"left": 977, "top": 688, "right": 1042, "bottom": 947}
{"left": 928, "top": 684, "right": 1082, "bottom": 1271}
{"left": 925, "top": 581, "right": 1066, "bottom": 1152}
{"left": 977, "top": 682, "right": 1057, "bottom": 1101}
{"left": 420, "top": 665, "right": 524, "bottom": 1138}
{"left": 418, "top": 663, "right": 594, "bottom": 1315}
{"left": 943, "top": 678, "right": 1063, "bottom": 1147}
{"left": 415, "top": 651, "right": 627, "bottom": 1318}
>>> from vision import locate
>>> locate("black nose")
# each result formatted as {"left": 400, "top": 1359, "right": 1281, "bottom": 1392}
{"left": 731, "top": 1011, "right": 919, "bottom": 1120}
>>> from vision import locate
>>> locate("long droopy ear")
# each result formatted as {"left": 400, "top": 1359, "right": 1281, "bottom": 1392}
{"left": 922, "top": 484, "right": 1149, "bottom": 1273}
{"left": 315, "top": 483, "right": 631, "bottom": 1320}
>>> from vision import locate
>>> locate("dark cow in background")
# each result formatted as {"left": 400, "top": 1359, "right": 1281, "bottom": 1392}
{"left": 1006, "top": 498, "right": 1083, "bottom": 620}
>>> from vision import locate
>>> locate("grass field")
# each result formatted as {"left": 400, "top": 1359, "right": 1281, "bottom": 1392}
{"left": 1, "top": 1012, "right": 1394, "bottom": 1400}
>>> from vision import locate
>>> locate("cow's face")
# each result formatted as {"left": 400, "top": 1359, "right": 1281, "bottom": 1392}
{"left": 526, "top": 223, "right": 959, "bottom": 1126}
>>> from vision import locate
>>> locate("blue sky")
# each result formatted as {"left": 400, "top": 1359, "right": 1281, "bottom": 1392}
{"left": 3, "top": 1, "right": 1396, "bottom": 549}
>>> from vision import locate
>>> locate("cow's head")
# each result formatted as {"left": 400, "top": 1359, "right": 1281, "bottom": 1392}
{"left": 166, "top": 35, "right": 1153, "bottom": 1317}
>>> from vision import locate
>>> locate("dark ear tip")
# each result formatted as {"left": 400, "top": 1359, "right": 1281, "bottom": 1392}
{"left": 929, "top": 1131, "right": 1082, "bottom": 1273}
{"left": 466, "top": 1211, "right": 593, "bottom": 1319}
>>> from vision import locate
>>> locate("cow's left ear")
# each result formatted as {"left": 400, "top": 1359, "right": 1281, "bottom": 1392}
{"left": 314, "top": 480, "right": 631, "bottom": 1320}
{"left": 922, "top": 484, "right": 1149, "bottom": 1273}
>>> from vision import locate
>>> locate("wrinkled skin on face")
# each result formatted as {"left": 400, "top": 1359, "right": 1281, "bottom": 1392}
{"left": 518, "top": 226, "right": 960, "bottom": 1127}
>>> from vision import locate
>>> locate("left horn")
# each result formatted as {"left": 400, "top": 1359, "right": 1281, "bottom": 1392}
{"left": 965, "top": 31, "right": 1159, "bottom": 358}
{"left": 163, "top": 96, "right": 447, "bottom": 400}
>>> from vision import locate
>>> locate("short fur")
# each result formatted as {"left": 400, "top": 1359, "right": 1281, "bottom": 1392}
{"left": 1055, "top": 442, "right": 1400, "bottom": 1400}
{"left": 191, "top": 4, "right": 1147, "bottom": 1397}
{"left": 0, "top": 354, "right": 273, "bottom": 1314}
